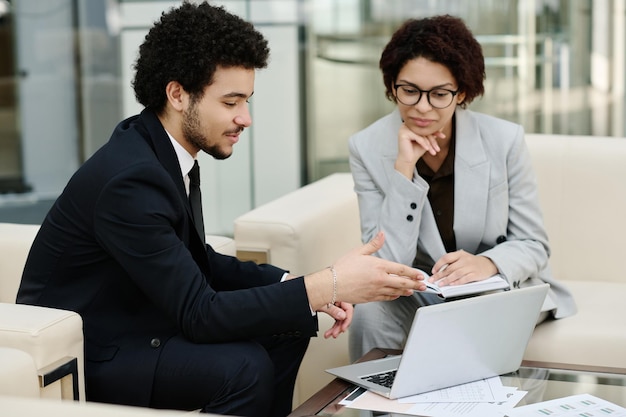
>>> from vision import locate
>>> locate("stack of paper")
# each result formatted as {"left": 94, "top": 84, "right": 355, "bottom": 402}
{"left": 341, "top": 378, "right": 626, "bottom": 417}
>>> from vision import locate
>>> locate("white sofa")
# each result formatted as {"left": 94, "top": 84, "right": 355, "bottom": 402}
{"left": 234, "top": 133, "right": 626, "bottom": 405}
{"left": 522, "top": 134, "right": 626, "bottom": 369}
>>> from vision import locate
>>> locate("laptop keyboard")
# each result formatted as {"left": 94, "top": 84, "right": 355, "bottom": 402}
{"left": 361, "top": 369, "right": 397, "bottom": 388}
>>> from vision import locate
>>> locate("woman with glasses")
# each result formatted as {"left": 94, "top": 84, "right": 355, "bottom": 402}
{"left": 348, "top": 15, "right": 576, "bottom": 361}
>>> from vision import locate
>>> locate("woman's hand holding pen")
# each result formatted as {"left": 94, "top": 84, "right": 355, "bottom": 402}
{"left": 429, "top": 250, "right": 498, "bottom": 286}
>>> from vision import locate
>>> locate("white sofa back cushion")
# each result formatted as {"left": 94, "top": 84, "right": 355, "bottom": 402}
{"left": 525, "top": 134, "right": 626, "bottom": 283}
{"left": 0, "top": 223, "right": 40, "bottom": 303}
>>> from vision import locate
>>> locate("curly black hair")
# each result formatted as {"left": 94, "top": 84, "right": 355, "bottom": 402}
{"left": 379, "top": 15, "right": 485, "bottom": 108}
{"left": 132, "top": 1, "right": 269, "bottom": 113}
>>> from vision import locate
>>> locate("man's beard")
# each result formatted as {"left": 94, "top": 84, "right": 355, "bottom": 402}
{"left": 182, "top": 103, "right": 232, "bottom": 160}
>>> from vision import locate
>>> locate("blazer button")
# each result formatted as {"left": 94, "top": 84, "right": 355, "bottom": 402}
{"left": 150, "top": 338, "right": 161, "bottom": 348}
{"left": 406, "top": 215, "right": 414, "bottom": 222}
{"left": 410, "top": 202, "right": 417, "bottom": 210}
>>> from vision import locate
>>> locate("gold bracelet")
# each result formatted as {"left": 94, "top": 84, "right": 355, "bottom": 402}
{"left": 327, "top": 265, "right": 337, "bottom": 308}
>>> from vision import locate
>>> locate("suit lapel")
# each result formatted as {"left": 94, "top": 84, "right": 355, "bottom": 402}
{"left": 453, "top": 109, "right": 490, "bottom": 253}
{"left": 139, "top": 110, "right": 201, "bottom": 236}
{"left": 139, "top": 109, "right": 189, "bottom": 204}
{"left": 137, "top": 110, "right": 212, "bottom": 277}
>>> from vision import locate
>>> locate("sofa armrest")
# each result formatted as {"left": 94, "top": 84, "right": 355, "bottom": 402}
{"left": 233, "top": 173, "right": 362, "bottom": 274}
{"left": 206, "top": 234, "right": 236, "bottom": 256}
{"left": 0, "top": 303, "right": 84, "bottom": 400}
{"left": 0, "top": 347, "right": 40, "bottom": 398}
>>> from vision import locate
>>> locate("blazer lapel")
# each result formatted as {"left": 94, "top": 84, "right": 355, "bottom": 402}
{"left": 453, "top": 109, "right": 490, "bottom": 253}
{"left": 417, "top": 201, "right": 447, "bottom": 261}
{"left": 380, "top": 112, "right": 448, "bottom": 263}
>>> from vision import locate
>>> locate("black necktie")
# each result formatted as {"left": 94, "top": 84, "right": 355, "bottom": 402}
{"left": 188, "top": 160, "right": 205, "bottom": 242}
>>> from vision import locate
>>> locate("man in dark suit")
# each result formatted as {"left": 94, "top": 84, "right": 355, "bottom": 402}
{"left": 16, "top": 3, "right": 424, "bottom": 417}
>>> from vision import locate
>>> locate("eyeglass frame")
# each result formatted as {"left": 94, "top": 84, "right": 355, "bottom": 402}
{"left": 393, "top": 83, "right": 460, "bottom": 109}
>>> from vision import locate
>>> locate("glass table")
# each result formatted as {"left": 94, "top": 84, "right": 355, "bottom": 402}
{"left": 289, "top": 348, "right": 626, "bottom": 417}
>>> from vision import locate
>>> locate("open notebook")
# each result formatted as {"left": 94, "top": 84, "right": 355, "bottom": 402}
{"left": 327, "top": 284, "right": 549, "bottom": 399}
{"left": 420, "top": 269, "right": 510, "bottom": 298}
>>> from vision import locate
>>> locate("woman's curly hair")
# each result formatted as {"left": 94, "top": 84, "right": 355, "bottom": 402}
{"left": 132, "top": 1, "right": 269, "bottom": 113}
{"left": 380, "top": 15, "right": 485, "bottom": 108}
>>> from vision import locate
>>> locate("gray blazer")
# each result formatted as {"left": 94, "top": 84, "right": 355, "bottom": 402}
{"left": 348, "top": 108, "right": 576, "bottom": 319}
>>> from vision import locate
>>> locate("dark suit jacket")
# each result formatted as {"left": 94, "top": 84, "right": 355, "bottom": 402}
{"left": 17, "top": 109, "right": 318, "bottom": 406}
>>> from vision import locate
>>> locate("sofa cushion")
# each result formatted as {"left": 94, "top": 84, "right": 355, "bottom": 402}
{"left": 523, "top": 281, "right": 626, "bottom": 369}
{"left": 525, "top": 134, "right": 626, "bottom": 284}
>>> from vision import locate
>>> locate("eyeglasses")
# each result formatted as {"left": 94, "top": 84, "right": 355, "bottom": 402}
{"left": 394, "top": 84, "right": 459, "bottom": 109}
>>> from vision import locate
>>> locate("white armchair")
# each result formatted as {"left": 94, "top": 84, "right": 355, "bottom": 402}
{"left": 0, "top": 223, "right": 84, "bottom": 401}
{"left": 0, "top": 303, "right": 84, "bottom": 400}
{"left": 0, "top": 347, "right": 40, "bottom": 398}
{"left": 0, "top": 222, "right": 236, "bottom": 402}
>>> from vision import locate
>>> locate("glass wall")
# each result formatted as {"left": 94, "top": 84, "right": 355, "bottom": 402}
{"left": 0, "top": 0, "right": 308, "bottom": 234}
{"left": 0, "top": 0, "right": 625, "bottom": 231}
{"left": 0, "top": 0, "right": 22, "bottom": 194}
{"left": 0, "top": 0, "right": 121, "bottom": 201}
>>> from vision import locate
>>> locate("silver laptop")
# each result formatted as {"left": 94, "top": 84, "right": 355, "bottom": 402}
{"left": 326, "top": 284, "right": 549, "bottom": 399}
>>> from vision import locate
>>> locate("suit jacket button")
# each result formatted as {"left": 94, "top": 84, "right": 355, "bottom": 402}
{"left": 406, "top": 215, "right": 414, "bottom": 222}
{"left": 410, "top": 203, "right": 417, "bottom": 209}
{"left": 150, "top": 338, "right": 161, "bottom": 348}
